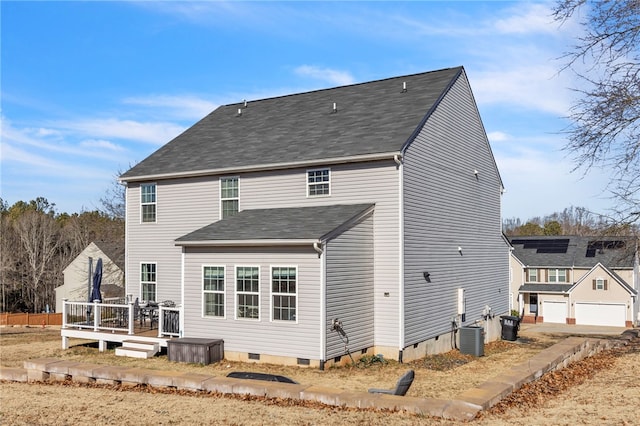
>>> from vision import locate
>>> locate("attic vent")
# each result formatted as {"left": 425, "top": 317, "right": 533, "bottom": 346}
{"left": 402, "top": 81, "right": 407, "bottom": 92}
{"left": 332, "top": 102, "right": 337, "bottom": 113}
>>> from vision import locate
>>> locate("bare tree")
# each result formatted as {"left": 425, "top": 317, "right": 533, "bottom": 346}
{"left": 99, "top": 168, "right": 128, "bottom": 220}
{"left": 553, "top": 1, "right": 640, "bottom": 222}
{"left": 14, "top": 211, "right": 60, "bottom": 312}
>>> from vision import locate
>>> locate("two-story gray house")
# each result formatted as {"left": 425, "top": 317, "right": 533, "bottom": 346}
{"left": 120, "top": 66, "right": 509, "bottom": 368}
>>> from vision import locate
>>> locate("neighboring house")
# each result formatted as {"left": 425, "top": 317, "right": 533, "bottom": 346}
{"left": 119, "top": 66, "right": 509, "bottom": 368}
{"left": 55, "top": 241, "right": 125, "bottom": 312}
{"left": 509, "top": 236, "right": 639, "bottom": 327}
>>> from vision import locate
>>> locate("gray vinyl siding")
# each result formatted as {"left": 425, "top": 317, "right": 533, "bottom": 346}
{"left": 126, "top": 160, "right": 402, "bottom": 348}
{"left": 125, "top": 177, "right": 218, "bottom": 303}
{"left": 402, "top": 71, "right": 509, "bottom": 346}
{"left": 325, "top": 214, "right": 374, "bottom": 359}
{"left": 182, "top": 246, "right": 322, "bottom": 359}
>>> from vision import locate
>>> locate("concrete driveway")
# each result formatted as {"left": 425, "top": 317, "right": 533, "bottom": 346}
{"left": 519, "top": 322, "right": 630, "bottom": 336}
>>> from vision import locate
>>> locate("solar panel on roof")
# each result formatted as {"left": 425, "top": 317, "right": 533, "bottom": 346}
{"left": 511, "top": 238, "right": 570, "bottom": 254}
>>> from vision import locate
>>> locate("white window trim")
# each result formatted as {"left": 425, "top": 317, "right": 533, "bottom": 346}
{"left": 595, "top": 277, "right": 605, "bottom": 290}
{"left": 219, "top": 176, "right": 240, "bottom": 220}
{"left": 140, "top": 182, "right": 157, "bottom": 224}
{"left": 270, "top": 265, "right": 298, "bottom": 323}
{"left": 202, "top": 265, "right": 226, "bottom": 319}
{"left": 527, "top": 268, "right": 538, "bottom": 282}
{"left": 548, "top": 268, "right": 567, "bottom": 283}
{"left": 140, "top": 261, "right": 157, "bottom": 303}
{"left": 306, "top": 168, "right": 331, "bottom": 197}
{"left": 234, "top": 265, "right": 260, "bottom": 321}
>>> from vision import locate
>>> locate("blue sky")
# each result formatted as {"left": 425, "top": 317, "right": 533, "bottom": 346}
{"left": 1, "top": 1, "right": 614, "bottom": 220}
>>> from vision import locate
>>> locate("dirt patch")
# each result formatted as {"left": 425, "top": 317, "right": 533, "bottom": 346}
{"left": 1, "top": 326, "right": 638, "bottom": 425}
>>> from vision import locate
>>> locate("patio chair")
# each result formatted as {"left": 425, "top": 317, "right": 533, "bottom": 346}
{"left": 368, "top": 369, "right": 414, "bottom": 396}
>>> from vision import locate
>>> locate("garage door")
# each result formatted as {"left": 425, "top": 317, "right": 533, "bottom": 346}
{"left": 575, "top": 303, "right": 626, "bottom": 327}
{"left": 542, "top": 301, "right": 567, "bottom": 323}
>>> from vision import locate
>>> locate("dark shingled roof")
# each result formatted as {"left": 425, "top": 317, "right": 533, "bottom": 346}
{"left": 518, "top": 284, "right": 573, "bottom": 294}
{"left": 175, "top": 204, "right": 374, "bottom": 244}
{"left": 509, "top": 236, "right": 637, "bottom": 269}
{"left": 121, "top": 67, "right": 463, "bottom": 180}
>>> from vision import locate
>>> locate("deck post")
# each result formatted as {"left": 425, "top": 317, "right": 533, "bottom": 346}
{"left": 62, "top": 298, "right": 68, "bottom": 329}
{"left": 158, "top": 306, "right": 163, "bottom": 337}
{"left": 128, "top": 301, "right": 135, "bottom": 335}
{"left": 98, "top": 339, "right": 106, "bottom": 352}
{"left": 62, "top": 335, "right": 69, "bottom": 350}
{"left": 93, "top": 301, "right": 100, "bottom": 331}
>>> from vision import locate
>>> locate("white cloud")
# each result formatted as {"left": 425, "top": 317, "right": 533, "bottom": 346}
{"left": 122, "top": 95, "right": 218, "bottom": 121}
{"left": 56, "top": 118, "right": 185, "bottom": 145}
{"left": 493, "top": 3, "right": 556, "bottom": 35}
{"left": 80, "top": 139, "right": 124, "bottom": 151}
{"left": 294, "top": 65, "right": 356, "bottom": 86}
{"left": 487, "top": 131, "right": 510, "bottom": 142}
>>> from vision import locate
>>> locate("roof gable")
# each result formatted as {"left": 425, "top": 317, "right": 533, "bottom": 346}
{"left": 121, "top": 67, "right": 463, "bottom": 181}
{"left": 570, "top": 262, "right": 637, "bottom": 295}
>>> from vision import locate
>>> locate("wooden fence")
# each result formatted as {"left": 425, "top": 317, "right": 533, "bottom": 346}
{"left": 0, "top": 312, "right": 62, "bottom": 326}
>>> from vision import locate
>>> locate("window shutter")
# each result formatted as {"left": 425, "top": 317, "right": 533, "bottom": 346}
{"left": 604, "top": 280, "right": 608, "bottom": 290}
{"left": 592, "top": 279, "right": 596, "bottom": 290}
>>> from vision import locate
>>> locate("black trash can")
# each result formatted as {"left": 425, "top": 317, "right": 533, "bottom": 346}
{"left": 500, "top": 315, "right": 520, "bottom": 341}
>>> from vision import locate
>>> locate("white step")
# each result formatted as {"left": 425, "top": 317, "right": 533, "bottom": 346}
{"left": 115, "top": 347, "right": 156, "bottom": 359}
{"left": 115, "top": 340, "right": 160, "bottom": 359}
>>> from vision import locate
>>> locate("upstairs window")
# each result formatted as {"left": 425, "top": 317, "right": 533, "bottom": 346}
{"left": 271, "top": 266, "right": 297, "bottom": 321}
{"left": 307, "top": 168, "right": 330, "bottom": 196}
{"left": 140, "top": 263, "right": 157, "bottom": 302}
{"left": 141, "top": 183, "right": 156, "bottom": 223}
{"left": 527, "top": 268, "right": 538, "bottom": 282}
{"left": 203, "top": 266, "right": 225, "bottom": 317}
{"left": 220, "top": 177, "right": 239, "bottom": 219}
{"left": 548, "top": 269, "right": 567, "bottom": 283}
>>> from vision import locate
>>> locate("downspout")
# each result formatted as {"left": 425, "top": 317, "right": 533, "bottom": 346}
{"left": 180, "top": 250, "right": 185, "bottom": 337}
{"left": 315, "top": 241, "right": 326, "bottom": 370}
{"left": 395, "top": 154, "right": 405, "bottom": 362}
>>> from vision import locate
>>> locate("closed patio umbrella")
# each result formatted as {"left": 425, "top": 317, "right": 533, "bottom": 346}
{"left": 91, "top": 258, "right": 103, "bottom": 302}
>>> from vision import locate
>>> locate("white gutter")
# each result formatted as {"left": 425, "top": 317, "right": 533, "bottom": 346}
{"left": 313, "top": 242, "right": 324, "bottom": 256}
{"left": 121, "top": 152, "right": 402, "bottom": 183}
{"left": 175, "top": 239, "right": 319, "bottom": 247}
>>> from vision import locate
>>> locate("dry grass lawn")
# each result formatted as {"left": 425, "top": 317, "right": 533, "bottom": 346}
{"left": 1, "top": 326, "right": 637, "bottom": 425}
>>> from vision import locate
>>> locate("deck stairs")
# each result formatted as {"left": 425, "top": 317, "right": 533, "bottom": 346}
{"left": 115, "top": 340, "right": 159, "bottom": 359}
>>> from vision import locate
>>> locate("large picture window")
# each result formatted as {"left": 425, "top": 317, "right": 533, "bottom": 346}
{"left": 203, "top": 266, "right": 225, "bottom": 317}
{"left": 141, "top": 263, "right": 157, "bottom": 302}
{"left": 220, "top": 177, "right": 239, "bottom": 219}
{"left": 236, "top": 266, "right": 259, "bottom": 319}
{"left": 141, "top": 183, "right": 156, "bottom": 223}
{"left": 307, "top": 168, "right": 330, "bottom": 196}
{"left": 271, "top": 266, "right": 297, "bottom": 321}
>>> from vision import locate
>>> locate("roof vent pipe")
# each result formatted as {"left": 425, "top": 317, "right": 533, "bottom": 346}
{"left": 243, "top": 99, "right": 247, "bottom": 108}
{"left": 332, "top": 102, "right": 337, "bottom": 113}
{"left": 237, "top": 108, "right": 242, "bottom": 116}
{"left": 402, "top": 81, "right": 407, "bottom": 92}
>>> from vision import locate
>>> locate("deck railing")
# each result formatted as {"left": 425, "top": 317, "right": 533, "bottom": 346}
{"left": 62, "top": 299, "right": 182, "bottom": 337}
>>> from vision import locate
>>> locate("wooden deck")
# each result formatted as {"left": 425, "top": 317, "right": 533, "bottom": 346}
{"left": 61, "top": 322, "right": 174, "bottom": 352}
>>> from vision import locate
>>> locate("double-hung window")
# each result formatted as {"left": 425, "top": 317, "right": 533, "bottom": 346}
{"left": 141, "top": 183, "right": 156, "bottom": 223}
{"left": 220, "top": 177, "right": 239, "bottom": 219}
{"left": 203, "top": 266, "right": 225, "bottom": 317}
{"left": 527, "top": 268, "right": 538, "bottom": 282}
{"left": 140, "top": 263, "right": 157, "bottom": 302}
{"left": 594, "top": 278, "right": 608, "bottom": 290}
{"left": 548, "top": 269, "right": 567, "bottom": 283}
{"left": 236, "top": 266, "right": 259, "bottom": 319}
{"left": 307, "top": 168, "right": 330, "bottom": 196}
{"left": 271, "top": 266, "right": 297, "bottom": 321}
